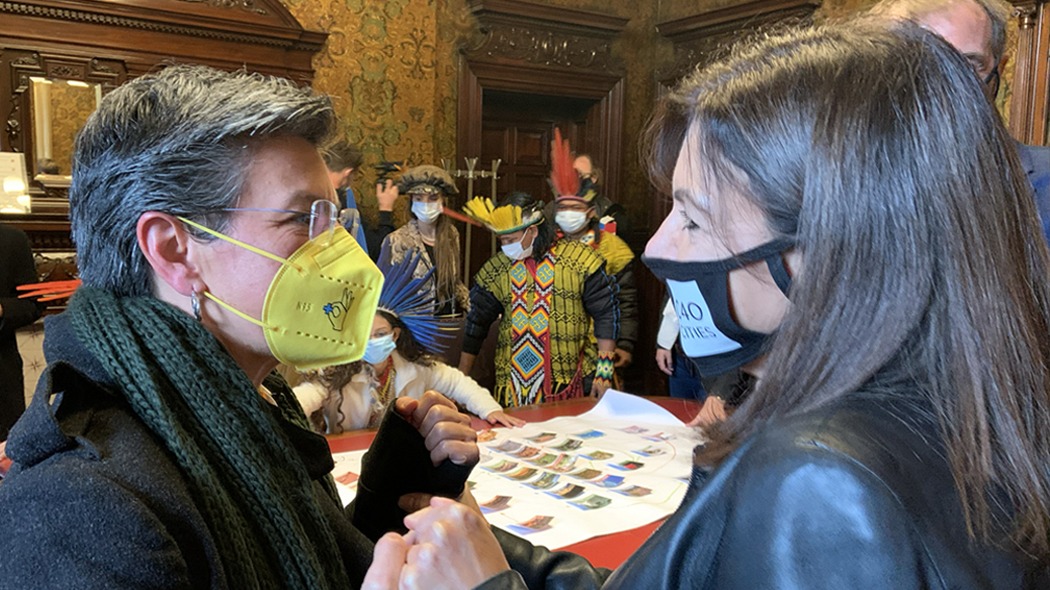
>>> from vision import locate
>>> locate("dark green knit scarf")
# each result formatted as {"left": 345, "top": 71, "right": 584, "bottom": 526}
{"left": 68, "top": 287, "right": 351, "bottom": 589}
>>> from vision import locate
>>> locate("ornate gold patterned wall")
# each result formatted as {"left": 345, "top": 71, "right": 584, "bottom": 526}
{"left": 45, "top": 82, "right": 97, "bottom": 175}
{"left": 280, "top": 0, "right": 464, "bottom": 225}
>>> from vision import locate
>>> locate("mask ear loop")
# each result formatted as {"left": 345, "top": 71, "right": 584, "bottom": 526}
{"left": 765, "top": 253, "right": 792, "bottom": 295}
{"left": 177, "top": 216, "right": 304, "bottom": 273}
{"left": 177, "top": 215, "right": 300, "bottom": 333}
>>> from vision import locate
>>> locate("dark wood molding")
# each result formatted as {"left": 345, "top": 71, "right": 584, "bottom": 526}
{"left": 0, "top": 1, "right": 326, "bottom": 80}
{"left": 458, "top": 0, "right": 628, "bottom": 202}
{"left": 468, "top": 0, "right": 629, "bottom": 37}
{"left": 2, "top": 48, "right": 128, "bottom": 174}
{"left": 465, "top": 0, "right": 628, "bottom": 74}
{"left": 655, "top": 0, "right": 821, "bottom": 84}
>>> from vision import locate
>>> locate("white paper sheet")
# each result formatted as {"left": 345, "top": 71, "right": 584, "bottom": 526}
{"left": 330, "top": 391, "right": 702, "bottom": 549}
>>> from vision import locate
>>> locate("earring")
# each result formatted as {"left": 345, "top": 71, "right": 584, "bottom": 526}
{"left": 190, "top": 289, "right": 202, "bottom": 322}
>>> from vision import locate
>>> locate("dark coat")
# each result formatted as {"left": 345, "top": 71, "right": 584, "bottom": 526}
{"left": 0, "top": 313, "right": 470, "bottom": 589}
{"left": 0, "top": 222, "right": 43, "bottom": 439}
{"left": 482, "top": 395, "right": 1049, "bottom": 589}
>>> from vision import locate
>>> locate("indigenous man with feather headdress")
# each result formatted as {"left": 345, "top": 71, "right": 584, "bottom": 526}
{"left": 548, "top": 129, "right": 638, "bottom": 374}
{"left": 458, "top": 186, "right": 620, "bottom": 406}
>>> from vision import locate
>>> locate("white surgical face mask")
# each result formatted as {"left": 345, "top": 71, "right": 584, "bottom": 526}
{"left": 362, "top": 333, "right": 397, "bottom": 365}
{"left": 501, "top": 231, "right": 533, "bottom": 260}
{"left": 555, "top": 210, "right": 589, "bottom": 234}
{"left": 411, "top": 201, "right": 443, "bottom": 224}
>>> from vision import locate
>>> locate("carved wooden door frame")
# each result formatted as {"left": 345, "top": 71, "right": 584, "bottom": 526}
{"left": 457, "top": 0, "right": 628, "bottom": 202}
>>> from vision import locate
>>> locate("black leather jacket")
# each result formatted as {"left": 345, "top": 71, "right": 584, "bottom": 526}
{"left": 480, "top": 394, "right": 1049, "bottom": 589}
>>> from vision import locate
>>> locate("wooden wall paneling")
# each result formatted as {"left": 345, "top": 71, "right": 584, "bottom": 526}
{"left": 0, "top": 1, "right": 325, "bottom": 80}
{"left": 0, "top": 0, "right": 326, "bottom": 257}
{"left": 655, "top": 0, "right": 822, "bottom": 84}
{"left": 1010, "top": 2, "right": 1050, "bottom": 145}
{"left": 458, "top": 1, "right": 628, "bottom": 283}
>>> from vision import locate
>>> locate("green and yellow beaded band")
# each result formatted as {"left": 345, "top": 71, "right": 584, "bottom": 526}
{"left": 594, "top": 350, "right": 615, "bottom": 385}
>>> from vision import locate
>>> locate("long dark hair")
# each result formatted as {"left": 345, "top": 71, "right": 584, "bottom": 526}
{"left": 431, "top": 213, "right": 460, "bottom": 305}
{"left": 644, "top": 19, "right": 1050, "bottom": 558}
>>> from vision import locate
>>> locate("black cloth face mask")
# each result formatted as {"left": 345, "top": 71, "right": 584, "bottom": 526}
{"left": 642, "top": 239, "right": 792, "bottom": 378}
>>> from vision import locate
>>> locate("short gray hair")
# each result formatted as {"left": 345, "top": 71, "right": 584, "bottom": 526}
{"left": 869, "top": 0, "right": 1011, "bottom": 62}
{"left": 71, "top": 65, "right": 334, "bottom": 296}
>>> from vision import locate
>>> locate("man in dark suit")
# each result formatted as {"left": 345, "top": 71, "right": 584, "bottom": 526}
{"left": 871, "top": 0, "right": 1050, "bottom": 244}
{"left": 0, "top": 222, "right": 43, "bottom": 440}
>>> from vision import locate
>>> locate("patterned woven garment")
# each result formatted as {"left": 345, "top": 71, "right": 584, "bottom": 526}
{"left": 507, "top": 254, "right": 555, "bottom": 406}
{"left": 475, "top": 240, "right": 604, "bottom": 406}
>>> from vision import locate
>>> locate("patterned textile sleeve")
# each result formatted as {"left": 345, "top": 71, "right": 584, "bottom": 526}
{"left": 593, "top": 232, "right": 636, "bottom": 352}
{"left": 455, "top": 282, "right": 471, "bottom": 314}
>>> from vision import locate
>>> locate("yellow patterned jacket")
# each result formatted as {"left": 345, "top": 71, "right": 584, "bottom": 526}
{"left": 558, "top": 228, "right": 638, "bottom": 353}
{"left": 463, "top": 240, "right": 620, "bottom": 406}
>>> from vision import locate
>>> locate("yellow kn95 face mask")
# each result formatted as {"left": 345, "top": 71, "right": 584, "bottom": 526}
{"left": 179, "top": 217, "right": 384, "bottom": 371}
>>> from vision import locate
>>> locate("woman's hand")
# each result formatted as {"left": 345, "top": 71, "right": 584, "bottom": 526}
{"left": 394, "top": 392, "right": 478, "bottom": 467}
{"left": 400, "top": 497, "right": 511, "bottom": 589}
{"left": 613, "top": 347, "right": 633, "bottom": 368}
{"left": 655, "top": 348, "right": 673, "bottom": 376}
{"left": 486, "top": 410, "right": 526, "bottom": 428}
{"left": 362, "top": 532, "right": 409, "bottom": 590}
{"left": 688, "top": 396, "right": 728, "bottom": 428}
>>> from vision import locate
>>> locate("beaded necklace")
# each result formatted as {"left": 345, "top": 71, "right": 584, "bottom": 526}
{"left": 374, "top": 363, "right": 396, "bottom": 406}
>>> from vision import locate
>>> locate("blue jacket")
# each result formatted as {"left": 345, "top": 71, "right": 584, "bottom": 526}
{"left": 1018, "top": 141, "right": 1050, "bottom": 244}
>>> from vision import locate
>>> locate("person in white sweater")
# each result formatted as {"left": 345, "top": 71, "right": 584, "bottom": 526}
{"left": 296, "top": 310, "right": 523, "bottom": 432}
{"left": 296, "top": 251, "right": 523, "bottom": 432}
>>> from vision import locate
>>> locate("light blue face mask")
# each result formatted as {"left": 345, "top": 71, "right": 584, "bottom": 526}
{"left": 411, "top": 201, "right": 443, "bottom": 224}
{"left": 501, "top": 231, "right": 533, "bottom": 260}
{"left": 362, "top": 333, "right": 397, "bottom": 365}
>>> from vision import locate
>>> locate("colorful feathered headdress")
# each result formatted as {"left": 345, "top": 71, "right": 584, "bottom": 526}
{"left": 376, "top": 251, "right": 460, "bottom": 354}
{"left": 549, "top": 127, "right": 596, "bottom": 204}
{"left": 461, "top": 196, "right": 543, "bottom": 235}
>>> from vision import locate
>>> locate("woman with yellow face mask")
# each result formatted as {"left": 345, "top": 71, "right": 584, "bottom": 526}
{"left": 0, "top": 65, "right": 479, "bottom": 589}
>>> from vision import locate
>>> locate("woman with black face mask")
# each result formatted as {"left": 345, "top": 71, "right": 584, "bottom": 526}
{"left": 362, "top": 18, "right": 1050, "bottom": 589}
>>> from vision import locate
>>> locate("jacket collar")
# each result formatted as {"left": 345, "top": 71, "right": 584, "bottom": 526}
{"left": 389, "top": 351, "right": 418, "bottom": 393}
{"left": 41, "top": 312, "right": 116, "bottom": 389}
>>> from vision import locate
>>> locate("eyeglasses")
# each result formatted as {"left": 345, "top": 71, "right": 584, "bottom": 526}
{"left": 981, "top": 67, "right": 1000, "bottom": 98}
{"left": 213, "top": 199, "right": 359, "bottom": 243}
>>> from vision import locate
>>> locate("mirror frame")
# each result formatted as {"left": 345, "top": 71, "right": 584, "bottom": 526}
{"left": 29, "top": 75, "right": 103, "bottom": 185}
{"left": 1, "top": 49, "right": 126, "bottom": 213}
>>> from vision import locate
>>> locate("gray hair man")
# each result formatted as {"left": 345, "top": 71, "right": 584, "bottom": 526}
{"left": 870, "top": 0, "right": 1050, "bottom": 244}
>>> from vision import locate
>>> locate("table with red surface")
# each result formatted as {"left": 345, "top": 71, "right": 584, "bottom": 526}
{"left": 327, "top": 396, "right": 702, "bottom": 570}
